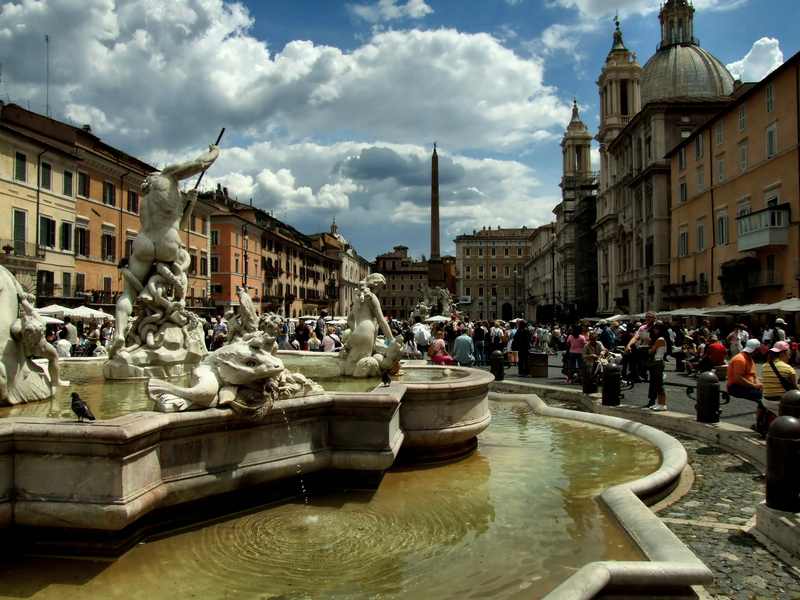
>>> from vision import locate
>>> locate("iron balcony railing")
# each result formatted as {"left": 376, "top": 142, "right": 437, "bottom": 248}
{"left": 0, "top": 239, "right": 46, "bottom": 260}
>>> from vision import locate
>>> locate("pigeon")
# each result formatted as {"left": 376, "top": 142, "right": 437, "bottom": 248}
{"left": 381, "top": 370, "right": 392, "bottom": 387}
{"left": 71, "top": 392, "right": 96, "bottom": 422}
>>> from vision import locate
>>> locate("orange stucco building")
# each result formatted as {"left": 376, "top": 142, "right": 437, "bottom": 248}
{"left": 666, "top": 50, "right": 800, "bottom": 307}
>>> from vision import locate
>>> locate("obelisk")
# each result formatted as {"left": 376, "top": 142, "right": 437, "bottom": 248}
{"left": 428, "top": 143, "right": 445, "bottom": 290}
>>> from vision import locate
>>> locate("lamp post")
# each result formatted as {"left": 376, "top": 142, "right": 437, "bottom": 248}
{"left": 513, "top": 268, "right": 518, "bottom": 319}
{"left": 242, "top": 224, "right": 249, "bottom": 291}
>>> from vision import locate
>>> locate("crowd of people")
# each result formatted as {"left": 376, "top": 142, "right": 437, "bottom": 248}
{"left": 46, "top": 316, "right": 115, "bottom": 358}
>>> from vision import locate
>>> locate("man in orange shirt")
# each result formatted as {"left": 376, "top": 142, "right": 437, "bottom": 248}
{"left": 726, "top": 338, "right": 763, "bottom": 402}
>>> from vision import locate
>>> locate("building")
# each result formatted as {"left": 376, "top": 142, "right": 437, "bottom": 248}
{"left": 554, "top": 101, "right": 599, "bottom": 320}
{"left": 204, "top": 186, "right": 340, "bottom": 317}
{"left": 594, "top": 2, "right": 735, "bottom": 314}
{"left": 522, "top": 224, "right": 556, "bottom": 322}
{"left": 373, "top": 245, "right": 430, "bottom": 317}
{"left": 666, "top": 50, "right": 800, "bottom": 307}
{"left": 309, "top": 219, "right": 371, "bottom": 315}
{"left": 454, "top": 226, "right": 533, "bottom": 321}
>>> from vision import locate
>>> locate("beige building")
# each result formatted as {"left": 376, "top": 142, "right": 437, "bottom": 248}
{"left": 454, "top": 226, "right": 533, "bottom": 321}
{"left": 594, "top": 1, "right": 734, "bottom": 314}
{"left": 373, "top": 246, "right": 430, "bottom": 318}
{"left": 310, "top": 219, "right": 370, "bottom": 316}
{"left": 522, "top": 224, "right": 556, "bottom": 321}
{"left": 667, "top": 50, "right": 800, "bottom": 307}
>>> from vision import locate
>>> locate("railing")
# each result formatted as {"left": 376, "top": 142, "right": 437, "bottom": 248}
{"left": 0, "top": 239, "right": 46, "bottom": 260}
{"left": 657, "top": 37, "right": 699, "bottom": 51}
{"left": 737, "top": 205, "right": 790, "bottom": 252}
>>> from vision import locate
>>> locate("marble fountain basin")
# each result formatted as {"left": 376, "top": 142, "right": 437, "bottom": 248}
{"left": 0, "top": 361, "right": 493, "bottom": 532}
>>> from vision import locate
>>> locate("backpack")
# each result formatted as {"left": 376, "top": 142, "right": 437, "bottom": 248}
{"left": 414, "top": 325, "right": 431, "bottom": 346}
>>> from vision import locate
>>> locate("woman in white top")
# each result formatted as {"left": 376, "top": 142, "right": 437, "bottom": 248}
{"left": 647, "top": 322, "right": 668, "bottom": 411}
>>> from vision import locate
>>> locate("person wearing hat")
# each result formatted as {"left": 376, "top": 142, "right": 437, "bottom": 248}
{"left": 761, "top": 341, "right": 796, "bottom": 426}
{"left": 726, "top": 338, "right": 764, "bottom": 404}
{"left": 774, "top": 318, "right": 787, "bottom": 342}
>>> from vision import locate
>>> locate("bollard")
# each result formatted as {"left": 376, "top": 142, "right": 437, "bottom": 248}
{"left": 602, "top": 363, "right": 621, "bottom": 406}
{"left": 766, "top": 416, "right": 800, "bottom": 512}
{"left": 780, "top": 389, "right": 800, "bottom": 418}
{"left": 490, "top": 350, "right": 505, "bottom": 382}
{"left": 529, "top": 352, "right": 548, "bottom": 378}
{"left": 695, "top": 371, "right": 721, "bottom": 424}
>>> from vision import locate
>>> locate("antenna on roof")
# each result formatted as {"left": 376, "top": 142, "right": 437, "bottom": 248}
{"left": 45, "top": 34, "right": 50, "bottom": 117}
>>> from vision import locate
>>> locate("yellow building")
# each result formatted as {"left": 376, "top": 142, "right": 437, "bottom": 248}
{"left": 666, "top": 51, "right": 800, "bottom": 307}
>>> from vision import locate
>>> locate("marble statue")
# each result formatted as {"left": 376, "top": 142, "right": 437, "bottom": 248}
{"left": 340, "top": 273, "right": 399, "bottom": 377}
{"left": 104, "top": 145, "right": 219, "bottom": 379}
{"left": 147, "top": 332, "right": 322, "bottom": 416}
{"left": 0, "top": 265, "right": 63, "bottom": 405}
{"left": 225, "top": 286, "right": 260, "bottom": 343}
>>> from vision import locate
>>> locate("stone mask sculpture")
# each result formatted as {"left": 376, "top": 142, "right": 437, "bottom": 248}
{"left": 104, "top": 145, "right": 219, "bottom": 380}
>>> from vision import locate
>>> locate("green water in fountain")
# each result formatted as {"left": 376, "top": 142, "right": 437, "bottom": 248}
{"left": 0, "top": 363, "right": 468, "bottom": 420}
{"left": 0, "top": 401, "right": 661, "bottom": 599}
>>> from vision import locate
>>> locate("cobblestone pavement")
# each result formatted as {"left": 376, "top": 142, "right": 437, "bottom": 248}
{"left": 660, "top": 434, "right": 800, "bottom": 599}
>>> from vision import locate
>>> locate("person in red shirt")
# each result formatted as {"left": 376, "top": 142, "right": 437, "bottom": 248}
{"left": 700, "top": 335, "right": 727, "bottom": 371}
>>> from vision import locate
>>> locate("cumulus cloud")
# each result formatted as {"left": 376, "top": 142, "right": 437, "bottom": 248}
{"left": 0, "top": 1, "right": 569, "bottom": 156}
{"left": 727, "top": 37, "right": 784, "bottom": 82}
{"left": 348, "top": 0, "right": 433, "bottom": 23}
{"left": 539, "top": 20, "right": 598, "bottom": 55}
{"left": 546, "top": 0, "right": 748, "bottom": 18}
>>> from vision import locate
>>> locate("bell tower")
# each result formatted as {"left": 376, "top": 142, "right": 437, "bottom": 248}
{"left": 561, "top": 99, "right": 592, "bottom": 181}
{"left": 659, "top": 0, "right": 696, "bottom": 48}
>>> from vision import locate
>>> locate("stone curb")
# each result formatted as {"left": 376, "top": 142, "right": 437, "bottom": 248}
{"left": 490, "top": 391, "right": 713, "bottom": 599}
{"left": 491, "top": 380, "right": 767, "bottom": 473}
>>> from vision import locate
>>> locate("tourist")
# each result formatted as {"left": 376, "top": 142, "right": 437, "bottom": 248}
{"left": 597, "top": 320, "right": 615, "bottom": 351}
{"left": 563, "top": 325, "right": 586, "bottom": 384}
{"left": 55, "top": 329, "right": 72, "bottom": 358}
{"left": 762, "top": 324, "right": 775, "bottom": 345}
{"left": 315, "top": 310, "right": 327, "bottom": 341}
{"left": 412, "top": 316, "right": 432, "bottom": 357}
{"left": 453, "top": 328, "right": 475, "bottom": 367}
{"left": 702, "top": 335, "right": 727, "bottom": 372}
{"left": 308, "top": 331, "right": 321, "bottom": 351}
{"left": 489, "top": 320, "right": 506, "bottom": 354}
{"left": 626, "top": 311, "right": 656, "bottom": 383}
{"left": 511, "top": 320, "right": 531, "bottom": 377}
{"left": 322, "top": 324, "right": 342, "bottom": 352}
{"left": 472, "top": 321, "right": 487, "bottom": 366}
{"left": 646, "top": 322, "right": 669, "bottom": 411}
{"left": 295, "top": 321, "right": 311, "bottom": 350}
{"left": 774, "top": 318, "right": 788, "bottom": 342}
{"left": 726, "top": 324, "right": 749, "bottom": 356}
{"left": 63, "top": 316, "right": 78, "bottom": 354}
{"left": 401, "top": 329, "right": 419, "bottom": 358}
{"left": 582, "top": 330, "right": 606, "bottom": 378}
{"left": 761, "top": 341, "right": 796, "bottom": 427}
{"left": 428, "top": 329, "right": 449, "bottom": 362}
{"left": 100, "top": 319, "right": 114, "bottom": 347}
{"left": 727, "top": 339, "right": 764, "bottom": 431}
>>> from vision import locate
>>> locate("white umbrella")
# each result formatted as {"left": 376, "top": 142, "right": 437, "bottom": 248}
{"left": 754, "top": 298, "right": 800, "bottom": 313}
{"left": 706, "top": 304, "right": 770, "bottom": 316}
{"left": 425, "top": 315, "right": 450, "bottom": 323}
{"left": 299, "top": 315, "right": 319, "bottom": 321}
{"left": 38, "top": 304, "right": 71, "bottom": 317}
{"left": 69, "top": 305, "right": 114, "bottom": 320}
{"left": 659, "top": 308, "right": 710, "bottom": 318}
{"left": 41, "top": 315, "right": 64, "bottom": 325}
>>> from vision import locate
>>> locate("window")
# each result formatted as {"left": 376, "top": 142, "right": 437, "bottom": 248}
{"left": 504, "top": 247, "right": 509, "bottom": 257}
{"left": 234, "top": 255, "right": 240, "bottom": 273}
{"left": 478, "top": 247, "right": 483, "bottom": 257}
{"left": 715, "top": 122, "right": 724, "bottom": 146}
{"left": 63, "top": 170, "right": 73, "bottom": 196}
{"left": 490, "top": 247, "right": 496, "bottom": 257}
{"left": 40, "top": 162, "right": 52, "bottom": 190}
{"left": 677, "top": 227, "right": 689, "bottom": 257}
{"left": 14, "top": 152, "right": 26, "bottom": 182}
{"left": 210, "top": 255, "right": 219, "bottom": 272}
{"left": 127, "top": 191, "right": 139, "bottom": 213}
{"left": 737, "top": 201, "right": 752, "bottom": 236}
{"left": 103, "top": 277, "right": 112, "bottom": 293}
{"left": 504, "top": 266, "right": 510, "bottom": 277}
{"left": 766, "top": 123, "right": 778, "bottom": 158}
{"left": 716, "top": 212, "right": 729, "bottom": 245}
{"left": 678, "top": 147, "right": 687, "bottom": 170}
{"left": 738, "top": 106, "right": 746, "bottom": 132}
{"left": 103, "top": 181, "right": 116, "bottom": 206}
{"left": 478, "top": 287, "right": 484, "bottom": 298}
{"left": 465, "top": 287, "right": 471, "bottom": 297}
{"left": 766, "top": 254, "right": 776, "bottom": 283}
{"left": 39, "top": 216, "right": 56, "bottom": 248}
{"left": 78, "top": 172, "right": 90, "bottom": 198}
{"left": 200, "top": 252, "right": 208, "bottom": 276}
{"left": 695, "top": 135, "right": 704, "bottom": 160}
{"left": 465, "top": 248, "right": 470, "bottom": 257}
{"left": 766, "top": 83, "right": 774, "bottom": 113}
{"left": 696, "top": 167, "right": 705, "bottom": 191}
{"left": 76, "top": 273, "right": 85, "bottom": 293}
{"left": 125, "top": 238, "right": 134, "bottom": 258}
{"left": 717, "top": 159, "right": 726, "bottom": 183}
{"left": 645, "top": 236, "right": 654, "bottom": 267}
{"left": 738, "top": 142, "right": 749, "bottom": 172}
{"left": 189, "top": 253, "right": 197, "bottom": 275}
{"left": 679, "top": 181, "right": 688, "bottom": 203}
{"left": 101, "top": 233, "right": 116, "bottom": 261}
{"left": 60, "top": 222, "right": 72, "bottom": 251}
{"left": 12, "top": 209, "right": 26, "bottom": 252}
{"left": 517, "top": 247, "right": 522, "bottom": 256}
{"left": 210, "top": 230, "right": 219, "bottom": 245}
{"left": 211, "top": 284, "right": 223, "bottom": 295}
{"left": 62, "top": 272, "right": 71, "bottom": 296}
{"left": 697, "top": 221, "right": 706, "bottom": 252}
{"left": 75, "top": 226, "right": 90, "bottom": 256}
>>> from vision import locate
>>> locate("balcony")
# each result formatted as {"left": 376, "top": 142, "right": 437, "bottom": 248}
{"left": 0, "top": 239, "right": 46, "bottom": 260}
{"left": 737, "top": 205, "right": 790, "bottom": 252}
{"left": 663, "top": 280, "right": 709, "bottom": 300}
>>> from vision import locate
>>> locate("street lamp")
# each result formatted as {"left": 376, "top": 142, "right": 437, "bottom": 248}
{"left": 241, "top": 224, "right": 249, "bottom": 290}
{"left": 513, "top": 268, "right": 518, "bottom": 319}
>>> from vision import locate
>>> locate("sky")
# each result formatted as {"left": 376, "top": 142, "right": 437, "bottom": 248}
{"left": 1, "top": 0, "right": 797, "bottom": 261}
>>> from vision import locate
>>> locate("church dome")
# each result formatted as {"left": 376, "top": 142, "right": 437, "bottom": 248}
{"left": 641, "top": 43, "right": 734, "bottom": 106}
